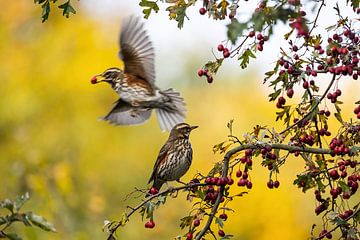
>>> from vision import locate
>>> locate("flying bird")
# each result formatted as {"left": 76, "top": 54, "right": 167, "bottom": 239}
{"left": 148, "top": 123, "right": 197, "bottom": 192}
{"left": 91, "top": 16, "right": 186, "bottom": 131}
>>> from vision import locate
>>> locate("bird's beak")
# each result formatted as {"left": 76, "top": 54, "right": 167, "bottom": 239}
{"left": 190, "top": 125, "right": 198, "bottom": 130}
{"left": 90, "top": 74, "right": 107, "bottom": 84}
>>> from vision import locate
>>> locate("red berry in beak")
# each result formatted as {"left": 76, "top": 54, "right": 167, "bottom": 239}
{"left": 90, "top": 76, "right": 97, "bottom": 84}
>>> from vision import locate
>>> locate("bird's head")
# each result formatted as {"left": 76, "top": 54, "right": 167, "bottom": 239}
{"left": 170, "top": 123, "right": 198, "bottom": 139}
{"left": 90, "top": 68, "right": 123, "bottom": 86}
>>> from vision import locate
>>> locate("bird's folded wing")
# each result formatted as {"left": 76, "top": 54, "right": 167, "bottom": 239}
{"left": 148, "top": 141, "right": 171, "bottom": 183}
{"left": 119, "top": 16, "right": 156, "bottom": 86}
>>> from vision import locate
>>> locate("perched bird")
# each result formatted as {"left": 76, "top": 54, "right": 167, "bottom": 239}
{"left": 148, "top": 123, "right": 198, "bottom": 192}
{"left": 91, "top": 16, "right": 186, "bottom": 131}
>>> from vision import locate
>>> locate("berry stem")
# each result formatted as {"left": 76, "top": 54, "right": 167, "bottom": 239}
{"left": 280, "top": 73, "right": 337, "bottom": 134}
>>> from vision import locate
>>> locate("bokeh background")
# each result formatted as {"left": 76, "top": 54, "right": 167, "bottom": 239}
{"left": 0, "top": 1, "right": 359, "bottom": 239}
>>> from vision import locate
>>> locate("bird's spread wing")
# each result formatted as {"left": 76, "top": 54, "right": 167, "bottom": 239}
{"left": 148, "top": 141, "right": 171, "bottom": 184}
{"left": 119, "top": 16, "right": 155, "bottom": 86}
{"left": 102, "top": 99, "right": 151, "bottom": 125}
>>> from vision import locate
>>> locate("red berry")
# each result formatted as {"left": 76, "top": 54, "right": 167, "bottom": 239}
{"left": 278, "top": 96, "right": 286, "bottom": 105}
{"left": 199, "top": 7, "right": 206, "bottom": 15}
{"left": 219, "top": 213, "right": 228, "bottom": 220}
{"left": 145, "top": 220, "right": 155, "bottom": 229}
{"left": 267, "top": 180, "right": 274, "bottom": 189}
{"left": 197, "top": 69, "right": 204, "bottom": 77}
{"left": 335, "top": 89, "right": 342, "bottom": 96}
{"left": 303, "top": 81, "right": 309, "bottom": 89}
{"left": 246, "top": 181, "right": 253, "bottom": 189}
{"left": 193, "top": 218, "right": 200, "bottom": 227}
{"left": 354, "top": 106, "right": 360, "bottom": 114}
{"left": 90, "top": 76, "right": 97, "bottom": 84}
{"left": 257, "top": 44, "right": 263, "bottom": 51}
{"left": 274, "top": 180, "right": 280, "bottom": 188}
{"left": 287, "top": 88, "right": 294, "bottom": 98}
{"left": 236, "top": 170, "right": 242, "bottom": 178}
{"left": 249, "top": 31, "right": 255, "bottom": 37}
{"left": 223, "top": 50, "right": 230, "bottom": 58}
{"left": 237, "top": 178, "right": 247, "bottom": 187}
{"left": 245, "top": 149, "right": 252, "bottom": 156}
{"left": 217, "top": 44, "right": 224, "bottom": 52}
{"left": 218, "top": 230, "right": 225, "bottom": 237}
{"left": 329, "top": 170, "right": 339, "bottom": 180}
{"left": 207, "top": 75, "right": 213, "bottom": 84}
{"left": 186, "top": 232, "right": 193, "bottom": 240}
{"left": 343, "top": 191, "right": 350, "bottom": 199}
{"left": 149, "top": 187, "right": 158, "bottom": 195}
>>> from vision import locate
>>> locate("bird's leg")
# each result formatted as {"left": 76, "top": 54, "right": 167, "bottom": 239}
{"left": 176, "top": 179, "right": 187, "bottom": 185}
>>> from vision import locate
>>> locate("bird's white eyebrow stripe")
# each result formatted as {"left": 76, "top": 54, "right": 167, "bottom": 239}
{"left": 175, "top": 123, "right": 189, "bottom": 129}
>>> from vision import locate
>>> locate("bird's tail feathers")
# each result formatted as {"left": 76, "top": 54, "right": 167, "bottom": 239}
{"left": 156, "top": 88, "right": 186, "bottom": 131}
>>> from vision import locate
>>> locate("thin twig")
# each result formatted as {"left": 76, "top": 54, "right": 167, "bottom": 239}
{"left": 280, "top": 73, "right": 337, "bottom": 134}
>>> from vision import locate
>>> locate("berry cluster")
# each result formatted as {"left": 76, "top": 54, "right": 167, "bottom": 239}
{"left": 217, "top": 44, "right": 230, "bottom": 58}
{"left": 276, "top": 96, "right": 286, "bottom": 109}
{"left": 235, "top": 149, "right": 254, "bottom": 189}
{"left": 204, "top": 177, "right": 232, "bottom": 204}
{"left": 326, "top": 89, "right": 342, "bottom": 104}
{"left": 254, "top": 33, "right": 268, "bottom": 52}
{"left": 197, "top": 69, "right": 213, "bottom": 83}
{"left": 329, "top": 137, "right": 350, "bottom": 156}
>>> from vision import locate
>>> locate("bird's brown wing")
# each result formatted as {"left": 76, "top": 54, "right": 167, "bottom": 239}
{"left": 148, "top": 141, "right": 171, "bottom": 184}
{"left": 118, "top": 16, "right": 155, "bottom": 86}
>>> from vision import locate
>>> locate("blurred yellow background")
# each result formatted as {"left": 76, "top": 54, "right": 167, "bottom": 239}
{"left": 0, "top": 2, "right": 359, "bottom": 240}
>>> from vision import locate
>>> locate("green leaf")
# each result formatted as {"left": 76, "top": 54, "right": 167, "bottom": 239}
{"left": 268, "top": 89, "right": 281, "bottom": 102}
{"left": 179, "top": 215, "right": 194, "bottom": 229}
{"left": 14, "top": 192, "right": 30, "bottom": 212}
{"left": 41, "top": 1, "right": 51, "bottom": 23}
{"left": 239, "top": 49, "right": 256, "bottom": 69}
{"left": 204, "top": 58, "right": 224, "bottom": 76}
{"left": 174, "top": 5, "right": 187, "bottom": 29}
{"left": 215, "top": 217, "right": 224, "bottom": 228}
{"left": 227, "top": 19, "right": 248, "bottom": 44}
{"left": 27, "top": 212, "right": 56, "bottom": 232}
{"left": 58, "top": 0, "right": 76, "bottom": 18}
{"left": 347, "top": 0, "right": 360, "bottom": 9}
{"left": 5, "top": 233, "right": 23, "bottom": 240}
{"left": 139, "top": 0, "right": 159, "bottom": 19}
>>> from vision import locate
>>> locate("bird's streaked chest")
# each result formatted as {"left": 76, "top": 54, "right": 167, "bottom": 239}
{"left": 113, "top": 75, "right": 155, "bottom": 102}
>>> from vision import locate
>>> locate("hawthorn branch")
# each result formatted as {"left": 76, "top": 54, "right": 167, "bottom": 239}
{"left": 280, "top": 73, "right": 337, "bottom": 134}
{"left": 195, "top": 142, "right": 334, "bottom": 240}
{"left": 107, "top": 142, "right": 355, "bottom": 240}
{"left": 314, "top": 209, "right": 359, "bottom": 240}
{"left": 107, "top": 182, "right": 207, "bottom": 240}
